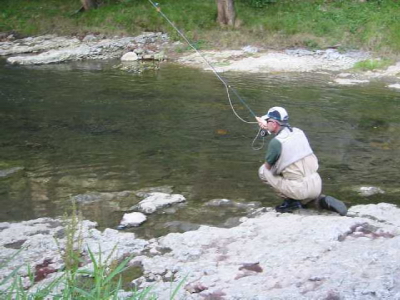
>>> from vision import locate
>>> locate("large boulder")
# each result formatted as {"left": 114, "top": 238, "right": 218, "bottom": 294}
{"left": 131, "top": 203, "right": 400, "bottom": 299}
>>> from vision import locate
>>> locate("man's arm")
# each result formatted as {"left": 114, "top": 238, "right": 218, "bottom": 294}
{"left": 265, "top": 138, "right": 281, "bottom": 170}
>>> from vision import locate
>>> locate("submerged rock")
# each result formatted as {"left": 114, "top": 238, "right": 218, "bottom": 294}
{"left": 0, "top": 167, "right": 24, "bottom": 178}
{"left": 131, "top": 192, "right": 186, "bottom": 214}
{"left": 388, "top": 83, "right": 400, "bottom": 89}
{"left": 358, "top": 186, "right": 385, "bottom": 197}
{"left": 334, "top": 78, "right": 370, "bottom": 85}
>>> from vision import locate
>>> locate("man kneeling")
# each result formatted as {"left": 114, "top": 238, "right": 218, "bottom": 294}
{"left": 256, "top": 106, "right": 347, "bottom": 216}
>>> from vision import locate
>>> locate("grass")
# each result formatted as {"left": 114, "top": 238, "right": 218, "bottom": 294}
{"left": 0, "top": 203, "right": 184, "bottom": 299}
{"left": 1, "top": 0, "right": 400, "bottom": 54}
{"left": 353, "top": 59, "right": 394, "bottom": 71}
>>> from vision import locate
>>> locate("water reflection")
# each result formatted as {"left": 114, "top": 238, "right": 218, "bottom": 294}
{"left": 1, "top": 58, "right": 399, "bottom": 235}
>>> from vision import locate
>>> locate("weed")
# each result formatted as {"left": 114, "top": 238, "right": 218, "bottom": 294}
{"left": 0, "top": 203, "right": 185, "bottom": 299}
{"left": 353, "top": 59, "right": 393, "bottom": 71}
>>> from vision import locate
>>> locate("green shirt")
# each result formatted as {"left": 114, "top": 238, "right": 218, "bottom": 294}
{"left": 266, "top": 137, "right": 282, "bottom": 166}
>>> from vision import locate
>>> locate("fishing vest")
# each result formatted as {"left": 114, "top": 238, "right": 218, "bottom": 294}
{"left": 272, "top": 127, "right": 313, "bottom": 175}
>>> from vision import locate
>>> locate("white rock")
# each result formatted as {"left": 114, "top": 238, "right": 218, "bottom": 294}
{"left": 242, "top": 45, "right": 259, "bottom": 53}
{"left": 121, "top": 51, "right": 139, "bottom": 61}
{"left": 135, "top": 203, "right": 400, "bottom": 299}
{"left": 120, "top": 212, "right": 147, "bottom": 227}
{"left": 82, "top": 35, "right": 98, "bottom": 42}
{"left": 387, "top": 83, "right": 400, "bottom": 89}
{"left": 359, "top": 186, "right": 385, "bottom": 197}
{"left": 0, "top": 217, "right": 148, "bottom": 294}
{"left": 135, "top": 192, "right": 186, "bottom": 214}
{"left": 334, "top": 78, "right": 370, "bottom": 85}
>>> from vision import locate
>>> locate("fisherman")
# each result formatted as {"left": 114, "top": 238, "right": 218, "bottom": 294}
{"left": 256, "top": 106, "right": 347, "bottom": 216}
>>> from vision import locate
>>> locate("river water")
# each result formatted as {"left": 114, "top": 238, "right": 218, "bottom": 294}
{"left": 1, "top": 58, "right": 399, "bottom": 237}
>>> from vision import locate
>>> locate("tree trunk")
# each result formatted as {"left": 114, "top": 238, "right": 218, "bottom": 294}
{"left": 81, "top": 0, "right": 98, "bottom": 11}
{"left": 216, "top": 0, "right": 236, "bottom": 26}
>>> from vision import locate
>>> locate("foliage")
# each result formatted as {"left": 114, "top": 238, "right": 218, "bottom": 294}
{"left": 1, "top": 0, "right": 400, "bottom": 53}
{"left": 353, "top": 59, "right": 393, "bottom": 71}
{"left": 0, "top": 204, "right": 185, "bottom": 299}
{"left": 239, "top": 0, "right": 277, "bottom": 8}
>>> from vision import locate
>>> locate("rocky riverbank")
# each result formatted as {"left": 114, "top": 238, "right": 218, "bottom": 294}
{"left": 1, "top": 202, "right": 400, "bottom": 299}
{"left": 1, "top": 33, "right": 400, "bottom": 298}
{"left": 1, "top": 33, "right": 400, "bottom": 88}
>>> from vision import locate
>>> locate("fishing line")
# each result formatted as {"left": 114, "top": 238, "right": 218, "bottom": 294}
{"left": 148, "top": 0, "right": 267, "bottom": 149}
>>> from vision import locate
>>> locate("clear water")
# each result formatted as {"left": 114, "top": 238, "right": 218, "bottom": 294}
{"left": 1, "top": 58, "right": 399, "bottom": 237}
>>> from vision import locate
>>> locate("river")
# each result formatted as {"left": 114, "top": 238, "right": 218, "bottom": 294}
{"left": 1, "top": 58, "right": 399, "bottom": 238}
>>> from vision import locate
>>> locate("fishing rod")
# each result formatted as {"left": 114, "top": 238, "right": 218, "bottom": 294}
{"left": 147, "top": 0, "right": 269, "bottom": 150}
{"left": 147, "top": 0, "right": 260, "bottom": 124}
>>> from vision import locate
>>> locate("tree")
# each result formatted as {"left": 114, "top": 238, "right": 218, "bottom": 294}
{"left": 81, "top": 0, "right": 98, "bottom": 11}
{"left": 216, "top": 0, "right": 236, "bottom": 26}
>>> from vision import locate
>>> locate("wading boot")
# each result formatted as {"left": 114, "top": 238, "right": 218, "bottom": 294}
{"left": 318, "top": 195, "right": 347, "bottom": 216}
{"left": 275, "top": 199, "right": 303, "bottom": 213}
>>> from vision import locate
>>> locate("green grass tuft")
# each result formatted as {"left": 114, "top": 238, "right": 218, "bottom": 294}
{"left": 353, "top": 59, "right": 394, "bottom": 71}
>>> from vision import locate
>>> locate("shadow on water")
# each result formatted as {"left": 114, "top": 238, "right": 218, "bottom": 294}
{"left": 1, "top": 58, "right": 399, "bottom": 237}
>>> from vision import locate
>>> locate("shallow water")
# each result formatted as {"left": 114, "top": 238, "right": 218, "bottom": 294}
{"left": 1, "top": 58, "right": 399, "bottom": 237}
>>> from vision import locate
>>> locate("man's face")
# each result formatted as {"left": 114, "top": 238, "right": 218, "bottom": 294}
{"left": 266, "top": 119, "right": 279, "bottom": 133}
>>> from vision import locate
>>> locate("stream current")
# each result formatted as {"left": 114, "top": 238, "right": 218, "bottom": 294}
{"left": 1, "top": 59, "right": 399, "bottom": 237}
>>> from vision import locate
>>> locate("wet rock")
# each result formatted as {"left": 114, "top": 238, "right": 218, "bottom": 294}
{"left": 0, "top": 167, "right": 24, "bottom": 178}
{"left": 73, "top": 192, "right": 114, "bottom": 203}
{"left": 135, "top": 186, "right": 174, "bottom": 197}
{"left": 358, "top": 186, "right": 385, "bottom": 197}
{"left": 163, "top": 221, "right": 200, "bottom": 233}
{"left": 153, "top": 51, "right": 165, "bottom": 61}
{"left": 334, "top": 78, "right": 370, "bottom": 85}
{"left": 204, "top": 199, "right": 261, "bottom": 211}
{"left": 132, "top": 192, "right": 186, "bottom": 214}
{"left": 387, "top": 83, "right": 400, "bottom": 89}
{"left": 120, "top": 212, "right": 147, "bottom": 227}
{"left": 204, "top": 199, "right": 234, "bottom": 207}
{"left": 222, "top": 217, "right": 242, "bottom": 228}
{"left": 121, "top": 51, "right": 139, "bottom": 61}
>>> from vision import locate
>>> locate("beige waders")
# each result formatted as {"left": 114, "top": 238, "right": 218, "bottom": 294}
{"left": 258, "top": 153, "right": 322, "bottom": 205}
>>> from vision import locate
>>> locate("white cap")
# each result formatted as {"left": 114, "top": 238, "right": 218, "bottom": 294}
{"left": 262, "top": 106, "right": 289, "bottom": 124}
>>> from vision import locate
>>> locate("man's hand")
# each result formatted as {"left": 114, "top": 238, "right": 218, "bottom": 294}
{"left": 256, "top": 116, "right": 268, "bottom": 130}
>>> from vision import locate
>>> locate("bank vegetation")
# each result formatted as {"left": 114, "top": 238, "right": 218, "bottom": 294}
{"left": 1, "top": 0, "right": 400, "bottom": 55}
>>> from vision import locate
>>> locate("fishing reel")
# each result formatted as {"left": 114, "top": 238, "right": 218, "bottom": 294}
{"left": 260, "top": 129, "right": 270, "bottom": 137}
